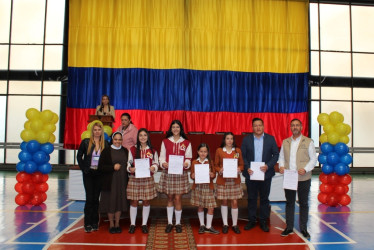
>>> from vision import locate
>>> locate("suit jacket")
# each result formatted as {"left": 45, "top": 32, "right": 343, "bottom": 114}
{"left": 241, "top": 133, "right": 279, "bottom": 180}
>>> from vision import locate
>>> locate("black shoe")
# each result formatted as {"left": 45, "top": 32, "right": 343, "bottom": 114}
{"left": 109, "top": 227, "right": 116, "bottom": 234}
{"left": 222, "top": 225, "right": 229, "bottom": 234}
{"left": 175, "top": 224, "right": 182, "bottom": 233}
{"left": 205, "top": 227, "right": 220, "bottom": 234}
{"left": 259, "top": 220, "right": 269, "bottom": 232}
{"left": 281, "top": 228, "right": 294, "bottom": 237}
{"left": 198, "top": 225, "right": 206, "bottom": 234}
{"left": 244, "top": 221, "right": 256, "bottom": 230}
{"left": 129, "top": 225, "right": 135, "bottom": 234}
{"left": 141, "top": 225, "right": 149, "bottom": 234}
{"left": 301, "top": 229, "right": 310, "bottom": 240}
{"left": 115, "top": 227, "right": 122, "bottom": 233}
{"left": 92, "top": 224, "right": 98, "bottom": 231}
{"left": 84, "top": 225, "right": 93, "bottom": 233}
{"left": 232, "top": 225, "right": 241, "bottom": 234}
{"left": 165, "top": 224, "right": 173, "bottom": 233}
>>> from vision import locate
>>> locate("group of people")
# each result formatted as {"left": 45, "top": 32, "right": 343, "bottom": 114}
{"left": 78, "top": 97, "right": 317, "bottom": 240}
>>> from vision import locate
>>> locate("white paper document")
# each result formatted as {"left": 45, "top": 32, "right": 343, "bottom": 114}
{"left": 250, "top": 162, "right": 265, "bottom": 181}
{"left": 223, "top": 158, "right": 238, "bottom": 178}
{"left": 168, "top": 155, "right": 184, "bottom": 175}
{"left": 194, "top": 164, "right": 210, "bottom": 184}
{"left": 135, "top": 158, "right": 151, "bottom": 178}
{"left": 283, "top": 169, "right": 298, "bottom": 190}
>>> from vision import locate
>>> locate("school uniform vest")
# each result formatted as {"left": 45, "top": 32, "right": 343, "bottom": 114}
{"left": 130, "top": 146, "right": 158, "bottom": 175}
{"left": 163, "top": 138, "right": 191, "bottom": 163}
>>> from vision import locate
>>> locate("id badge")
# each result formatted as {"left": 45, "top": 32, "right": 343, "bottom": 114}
{"left": 92, "top": 156, "right": 100, "bottom": 161}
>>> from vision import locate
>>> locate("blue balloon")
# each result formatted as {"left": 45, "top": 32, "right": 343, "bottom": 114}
{"left": 322, "top": 164, "right": 334, "bottom": 174}
{"left": 104, "top": 133, "right": 110, "bottom": 142}
{"left": 38, "top": 163, "right": 52, "bottom": 174}
{"left": 334, "top": 143, "right": 349, "bottom": 156}
{"left": 327, "top": 152, "right": 340, "bottom": 166}
{"left": 18, "top": 151, "right": 32, "bottom": 162}
{"left": 321, "top": 142, "right": 334, "bottom": 154}
{"left": 340, "top": 154, "right": 352, "bottom": 165}
{"left": 20, "top": 141, "right": 27, "bottom": 151}
{"left": 41, "top": 142, "right": 54, "bottom": 154}
{"left": 334, "top": 163, "right": 348, "bottom": 176}
{"left": 318, "top": 154, "right": 327, "bottom": 164}
{"left": 16, "top": 162, "right": 26, "bottom": 172}
{"left": 345, "top": 165, "right": 350, "bottom": 174}
{"left": 24, "top": 161, "right": 37, "bottom": 174}
{"left": 33, "top": 151, "right": 49, "bottom": 164}
{"left": 26, "top": 140, "right": 41, "bottom": 153}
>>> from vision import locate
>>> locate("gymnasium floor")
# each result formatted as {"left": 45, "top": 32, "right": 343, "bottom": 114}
{"left": 1, "top": 171, "right": 374, "bottom": 249}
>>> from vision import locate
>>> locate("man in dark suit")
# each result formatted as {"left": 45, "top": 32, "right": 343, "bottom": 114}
{"left": 241, "top": 118, "right": 279, "bottom": 232}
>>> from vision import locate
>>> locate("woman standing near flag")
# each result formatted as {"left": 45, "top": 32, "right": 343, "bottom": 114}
{"left": 96, "top": 95, "right": 115, "bottom": 119}
{"left": 116, "top": 113, "right": 138, "bottom": 150}
{"left": 158, "top": 120, "right": 192, "bottom": 233}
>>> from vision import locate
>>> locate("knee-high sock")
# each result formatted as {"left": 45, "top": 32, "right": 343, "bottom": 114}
{"left": 130, "top": 206, "right": 137, "bottom": 225}
{"left": 221, "top": 205, "right": 228, "bottom": 226}
{"left": 206, "top": 214, "right": 213, "bottom": 229}
{"left": 167, "top": 206, "right": 174, "bottom": 224}
{"left": 231, "top": 208, "right": 238, "bottom": 226}
{"left": 198, "top": 211, "right": 205, "bottom": 226}
{"left": 175, "top": 210, "right": 182, "bottom": 225}
{"left": 142, "top": 205, "right": 150, "bottom": 226}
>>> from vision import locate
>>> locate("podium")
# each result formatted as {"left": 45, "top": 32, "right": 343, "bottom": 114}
{"left": 88, "top": 115, "right": 114, "bottom": 127}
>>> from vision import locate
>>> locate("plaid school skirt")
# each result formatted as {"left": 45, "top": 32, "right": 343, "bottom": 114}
{"left": 191, "top": 184, "right": 217, "bottom": 209}
{"left": 127, "top": 175, "right": 157, "bottom": 201}
{"left": 157, "top": 170, "right": 190, "bottom": 195}
{"left": 216, "top": 178, "right": 243, "bottom": 200}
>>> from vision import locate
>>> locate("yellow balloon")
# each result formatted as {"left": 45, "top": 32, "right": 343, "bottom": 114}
{"left": 20, "top": 129, "right": 36, "bottom": 142}
{"left": 103, "top": 125, "right": 113, "bottom": 136}
{"left": 319, "top": 133, "right": 328, "bottom": 144}
{"left": 51, "top": 113, "right": 59, "bottom": 124}
{"left": 323, "top": 123, "right": 335, "bottom": 134}
{"left": 339, "top": 135, "right": 350, "bottom": 144}
{"left": 26, "top": 108, "right": 41, "bottom": 120}
{"left": 41, "top": 110, "right": 54, "bottom": 123}
{"left": 48, "top": 133, "right": 56, "bottom": 143}
{"left": 44, "top": 123, "right": 56, "bottom": 133}
{"left": 87, "top": 120, "right": 103, "bottom": 131}
{"left": 30, "top": 119, "right": 44, "bottom": 132}
{"left": 335, "top": 123, "right": 347, "bottom": 135}
{"left": 344, "top": 124, "right": 351, "bottom": 135}
{"left": 81, "top": 130, "right": 91, "bottom": 140}
{"left": 329, "top": 111, "right": 344, "bottom": 125}
{"left": 327, "top": 132, "right": 340, "bottom": 145}
{"left": 36, "top": 130, "right": 50, "bottom": 144}
{"left": 317, "top": 113, "right": 330, "bottom": 125}
{"left": 24, "top": 120, "right": 31, "bottom": 130}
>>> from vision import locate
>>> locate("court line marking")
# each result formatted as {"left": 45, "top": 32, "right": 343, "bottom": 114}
{"left": 197, "top": 243, "right": 309, "bottom": 247}
{"left": 65, "top": 226, "right": 83, "bottom": 234}
{"left": 50, "top": 243, "right": 146, "bottom": 246}
{"left": 5, "top": 201, "right": 76, "bottom": 244}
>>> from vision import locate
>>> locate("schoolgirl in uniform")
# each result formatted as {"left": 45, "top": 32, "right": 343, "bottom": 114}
{"left": 190, "top": 143, "right": 219, "bottom": 234}
{"left": 158, "top": 120, "right": 192, "bottom": 233}
{"left": 127, "top": 128, "right": 158, "bottom": 234}
{"left": 214, "top": 132, "right": 244, "bottom": 234}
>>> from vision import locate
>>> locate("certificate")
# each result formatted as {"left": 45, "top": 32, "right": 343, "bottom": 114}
{"left": 223, "top": 158, "right": 238, "bottom": 178}
{"left": 194, "top": 164, "right": 210, "bottom": 184}
{"left": 135, "top": 158, "right": 150, "bottom": 178}
{"left": 250, "top": 162, "right": 265, "bottom": 181}
{"left": 283, "top": 169, "right": 298, "bottom": 190}
{"left": 168, "top": 155, "right": 184, "bottom": 175}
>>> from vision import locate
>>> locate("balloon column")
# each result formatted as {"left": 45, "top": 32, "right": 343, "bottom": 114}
{"left": 81, "top": 120, "right": 112, "bottom": 142}
{"left": 317, "top": 111, "right": 352, "bottom": 207}
{"left": 15, "top": 108, "right": 59, "bottom": 206}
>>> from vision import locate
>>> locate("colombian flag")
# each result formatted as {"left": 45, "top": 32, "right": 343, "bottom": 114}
{"left": 65, "top": 0, "right": 309, "bottom": 149}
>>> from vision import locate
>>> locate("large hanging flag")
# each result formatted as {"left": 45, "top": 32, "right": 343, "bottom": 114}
{"left": 65, "top": 0, "right": 309, "bottom": 149}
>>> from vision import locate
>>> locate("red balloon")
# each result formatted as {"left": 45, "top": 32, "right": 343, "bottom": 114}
{"left": 319, "top": 173, "right": 329, "bottom": 184}
{"left": 344, "top": 185, "right": 349, "bottom": 193}
{"left": 15, "top": 194, "right": 31, "bottom": 206}
{"left": 340, "top": 174, "right": 352, "bottom": 185}
{"left": 334, "top": 184, "right": 348, "bottom": 195}
{"left": 318, "top": 192, "right": 328, "bottom": 204}
{"left": 327, "top": 173, "right": 339, "bottom": 185}
{"left": 327, "top": 193, "right": 340, "bottom": 207}
{"left": 15, "top": 182, "right": 24, "bottom": 193}
{"left": 22, "top": 182, "right": 35, "bottom": 194}
{"left": 30, "top": 193, "right": 43, "bottom": 206}
{"left": 40, "top": 192, "right": 47, "bottom": 202}
{"left": 16, "top": 172, "right": 31, "bottom": 183}
{"left": 339, "top": 194, "right": 351, "bottom": 206}
{"left": 35, "top": 182, "right": 49, "bottom": 193}
{"left": 320, "top": 183, "right": 334, "bottom": 193}
{"left": 42, "top": 174, "right": 49, "bottom": 182}
{"left": 31, "top": 172, "right": 44, "bottom": 183}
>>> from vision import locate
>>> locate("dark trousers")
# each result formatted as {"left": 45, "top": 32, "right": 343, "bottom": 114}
{"left": 284, "top": 179, "right": 311, "bottom": 231}
{"left": 82, "top": 171, "right": 101, "bottom": 226}
{"left": 246, "top": 178, "right": 272, "bottom": 222}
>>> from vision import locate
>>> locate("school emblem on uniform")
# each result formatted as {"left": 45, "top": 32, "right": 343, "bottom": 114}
{"left": 180, "top": 144, "right": 186, "bottom": 151}
{"left": 234, "top": 153, "right": 239, "bottom": 159}
{"left": 146, "top": 151, "right": 153, "bottom": 159}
